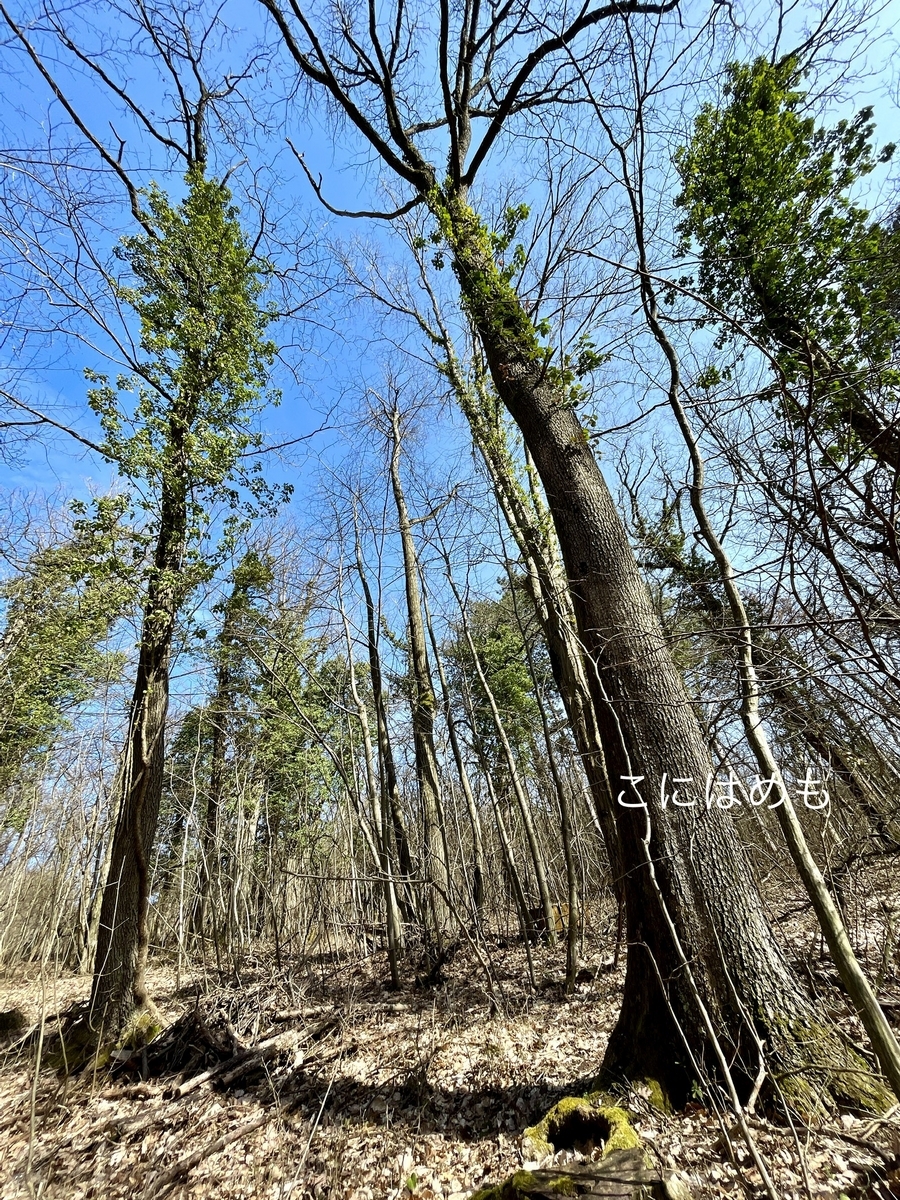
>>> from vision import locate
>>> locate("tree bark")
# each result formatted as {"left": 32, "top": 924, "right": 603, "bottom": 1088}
{"left": 438, "top": 192, "right": 888, "bottom": 1112}
{"left": 88, "top": 482, "right": 185, "bottom": 1040}
{"left": 387, "top": 410, "right": 452, "bottom": 941}
{"left": 194, "top": 622, "right": 231, "bottom": 943}
{"left": 339, "top": 581, "right": 403, "bottom": 981}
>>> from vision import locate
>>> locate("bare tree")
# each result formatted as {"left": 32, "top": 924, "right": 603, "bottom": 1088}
{"left": 256, "top": 0, "right": 892, "bottom": 1109}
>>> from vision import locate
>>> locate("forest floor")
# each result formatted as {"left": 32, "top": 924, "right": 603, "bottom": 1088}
{"left": 1, "top": 896, "right": 900, "bottom": 1200}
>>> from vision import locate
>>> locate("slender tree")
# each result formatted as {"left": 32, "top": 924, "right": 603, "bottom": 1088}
{"left": 87, "top": 168, "right": 278, "bottom": 1042}
{"left": 353, "top": 518, "right": 419, "bottom": 925}
{"left": 385, "top": 405, "right": 452, "bottom": 941}
{"left": 195, "top": 550, "right": 274, "bottom": 939}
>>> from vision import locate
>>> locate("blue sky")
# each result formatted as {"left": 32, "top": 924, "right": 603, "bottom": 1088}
{"left": 2, "top": 0, "right": 899, "bottom": 594}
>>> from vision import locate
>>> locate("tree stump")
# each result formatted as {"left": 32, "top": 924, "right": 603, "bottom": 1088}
{"left": 470, "top": 1152, "right": 691, "bottom": 1198}
{"left": 469, "top": 1095, "right": 692, "bottom": 1200}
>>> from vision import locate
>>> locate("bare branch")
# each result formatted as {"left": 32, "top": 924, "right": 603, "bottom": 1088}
{"left": 463, "top": 0, "right": 680, "bottom": 186}
{"left": 287, "top": 140, "right": 422, "bottom": 220}
{"left": 0, "top": 390, "right": 106, "bottom": 456}
{"left": 0, "top": 1, "right": 151, "bottom": 230}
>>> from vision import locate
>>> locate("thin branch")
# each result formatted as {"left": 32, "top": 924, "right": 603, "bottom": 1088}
{"left": 258, "top": 0, "right": 432, "bottom": 190}
{"left": 239, "top": 419, "right": 333, "bottom": 456}
{"left": 44, "top": 17, "right": 188, "bottom": 165}
{"left": 287, "top": 141, "right": 422, "bottom": 219}
{"left": 0, "top": 3, "right": 150, "bottom": 230}
{"left": 0, "top": 390, "right": 106, "bottom": 456}
{"left": 463, "top": 0, "right": 680, "bottom": 186}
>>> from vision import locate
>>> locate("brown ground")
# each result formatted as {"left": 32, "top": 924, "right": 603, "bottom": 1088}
{"left": 1, "top": 901, "right": 899, "bottom": 1200}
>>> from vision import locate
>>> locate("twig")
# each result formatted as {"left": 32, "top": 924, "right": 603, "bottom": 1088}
{"left": 746, "top": 1047, "right": 767, "bottom": 1114}
{"left": 861, "top": 1102, "right": 900, "bottom": 1137}
{"left": 140, "top": 1110, "right": 270, "bottom": 1199}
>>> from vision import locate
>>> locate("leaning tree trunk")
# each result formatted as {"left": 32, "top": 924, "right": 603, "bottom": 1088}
{"left": 436, "top": 191, "right": 889, "bottom": 1113}
{"left": 435, "top": 336, "right": 624, "bottom": 900}
{"left": 88, "top": 484, "right": 186, "bottom": 1042}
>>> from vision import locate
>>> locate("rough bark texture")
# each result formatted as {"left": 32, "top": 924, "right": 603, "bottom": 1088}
{"left": 439, "top": 193, "right": 887, "bottom": 1112}
{"left": 89, "top": 517, "right": 182, "bottom": 1040}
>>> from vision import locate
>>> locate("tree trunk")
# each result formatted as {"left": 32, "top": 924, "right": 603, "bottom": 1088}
{"left": 339, "top": 587, "right": 403, "bottom": 981}
{"left": 437, "top": 191, "right": 888, "bottom": 1113}
{"left": 439, "top": 347, "right": 623, "bottom": 900}
{"left": 76, "top": 784, "right": 120, "bottom": 976}
{"left": 387, "top": 411, "right": 452, "bottom": 940}
{"left": 88, "top": 602, "right": 173, "bottom": 1039}
{"left": 88, "top": 471, "right": 186, "bottom": 1042}
{"left": 355, "top": 537, "right": 419, "bottom": 928}
{"left": 194, "top": 660, "right": 227, "bottom": 942}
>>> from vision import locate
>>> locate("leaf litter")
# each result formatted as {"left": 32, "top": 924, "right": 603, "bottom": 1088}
{"left": 1, "top": 897, "right": 899, "bottom": 1200}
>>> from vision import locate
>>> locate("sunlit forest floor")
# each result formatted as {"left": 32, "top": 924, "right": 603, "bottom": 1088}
{"left": 2, "top": 878, "right": 900, "bottom": 1200}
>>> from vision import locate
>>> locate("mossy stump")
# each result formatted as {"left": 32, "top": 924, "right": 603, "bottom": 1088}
{"left": 469, "top": 1095, "right": 691, "bottom": 1200}
{"left": 468, "top": 1152, "right": 690, "bottom": 1199}
{"left": 45, "top": 1004, "right": 164, "bottom": 1073}
{"left": 522, "top": 1096, "right": 643, "bottom": 1163}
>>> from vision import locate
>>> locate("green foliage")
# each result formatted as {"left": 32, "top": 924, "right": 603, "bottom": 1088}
{"left": 634, "top": 498, "right": 719, "bottom": 595}
{"left": 158, "top": 557, "right": 360, "bottom": 873}
{"left": 0, "top": 505, "right": 134, "bottom": 816}
{"left": 490, "top": 204, "right": 531, "bottom": 256}
{"left": 156, "top": 554, "right": 275, "bottom": 878}
{"left": 446, "top": 583, "right": 550, "bottom": 764}
{"left": 427, "top": 191, "right": 608, "bottom": 420}
{"left": 674, "top": 56, "right": 898, "bottom": 442}
{"left": 428, "top": 193, "right": 562, "bottom": 380}
{"left": 632, "top": 498, "right": 730, "bottom": 683}
{"left": 254, "top": 614, "right": 352, "bottom": 841}
{"left": 209, "top": 549, "right": 274, "bottom": 691}
{"left": 487, "top": 203, "right": 530, "bottom": 281}
{"left": 86, "top": 168, "right": 287, "bottom": 590}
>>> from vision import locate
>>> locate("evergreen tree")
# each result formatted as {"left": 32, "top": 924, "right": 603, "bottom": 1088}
{"left": 86, "top": 167, "right": 281, "bottom": 1044}
{"left": 0, "top": 501, "right": 132, "bottom": 827}
{"left": 675, "top": 57, "right": 898, "bottom": 464}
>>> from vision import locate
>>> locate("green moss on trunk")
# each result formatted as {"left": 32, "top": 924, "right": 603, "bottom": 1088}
{"left": 45, "top": 1000, "right": 163, "bottom": 1074}
{"left": 768, "top": 1013, "right": 893, "bottom": 1115}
